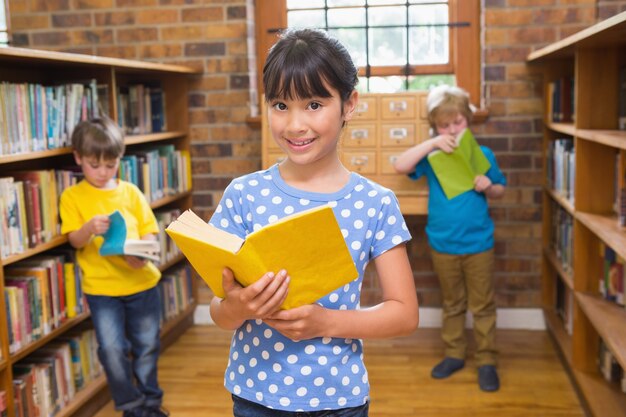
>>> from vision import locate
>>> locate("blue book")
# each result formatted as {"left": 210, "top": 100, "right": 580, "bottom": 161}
{"left": 99, "top": 210, "right": 160, "bottom": 262}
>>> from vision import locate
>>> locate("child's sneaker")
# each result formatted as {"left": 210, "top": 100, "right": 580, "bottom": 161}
{"left": 478, "top": 364, "right": 500, "bottom": 392}
{"left": 142, "top": 406, "right": 170, "bottom": 417}
{"left": 431, "top": 357, "right": 465, "bottom": 379}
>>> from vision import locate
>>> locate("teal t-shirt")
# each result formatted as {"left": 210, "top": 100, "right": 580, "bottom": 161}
{"left": 410, "top": 145, "right": 506, "bottom": 254}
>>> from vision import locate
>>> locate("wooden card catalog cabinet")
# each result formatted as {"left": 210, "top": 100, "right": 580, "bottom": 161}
{"left": 261, "top": 93, "right": 430, "bottom": 215}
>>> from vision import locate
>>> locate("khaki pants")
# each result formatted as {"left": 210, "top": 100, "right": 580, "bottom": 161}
{"left": 430, "top": 248, "right": 497, "bottom": 366}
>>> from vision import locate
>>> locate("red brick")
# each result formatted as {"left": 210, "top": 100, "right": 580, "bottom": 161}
{"left": 71, "top": 29, "right": 114, "bottom": 45}
{"left": 76, "top": 0, "right": 113, "bottom": 8}
{"left": 117, "top": 28, "right": 158, "bottom": 43}
{"left": 181, "top": 7, "right": 223, "bottom": 22}
{"left": 51, "top": 12, "right": 91, "bottom": 27}
{"left": 95, "top": 11, "right": 135, "bottom": 26}
{"left": 11, "top": 15, "right": 50, "bottom": 30}
{"left": 32, "top": 31, "right": 70, "bottom": 46}
{"left": 136, "top": 9, "right": 179, "bottom": 25}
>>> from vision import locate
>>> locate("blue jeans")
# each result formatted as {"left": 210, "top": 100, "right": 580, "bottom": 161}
{"left": 86, "top": 286, "right": 163, "bottom": 411}
{"left": 232, "top": 395, "right": 369, "bottom": 417}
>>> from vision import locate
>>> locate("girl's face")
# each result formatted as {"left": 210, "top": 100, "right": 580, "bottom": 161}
{"left": 435, "top": 112, "right": 468, "bottom": 137}
{"left": 267, "top": 83, "right": 357, "bottom": 167}
{"left": 74, "top": 152, "right": 120, "bottom": 189}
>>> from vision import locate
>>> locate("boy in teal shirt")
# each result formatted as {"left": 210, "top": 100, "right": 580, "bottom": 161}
{"left": 394, "top": 85, "right": 506, "bottom": 392}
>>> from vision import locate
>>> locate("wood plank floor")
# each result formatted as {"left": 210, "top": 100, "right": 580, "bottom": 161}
{"left": 94, "top": 325, "right": 585, "bottom": 417}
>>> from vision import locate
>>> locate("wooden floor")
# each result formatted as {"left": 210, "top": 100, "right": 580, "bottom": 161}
{"left": 93, "top": 325, "right": 585, "bottom": 417}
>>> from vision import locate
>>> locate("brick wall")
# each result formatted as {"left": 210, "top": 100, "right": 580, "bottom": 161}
{"left": 7, "top": 0, "right": 626, "bottom": 307}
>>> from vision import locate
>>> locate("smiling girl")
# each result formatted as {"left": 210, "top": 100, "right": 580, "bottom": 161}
{"left": 208, "top": 28, "right": 419, "bottom": 416}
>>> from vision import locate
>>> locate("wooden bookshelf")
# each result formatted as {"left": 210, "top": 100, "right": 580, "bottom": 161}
{"left": 0, "top": 47, "right": 200, "bottom": 417}
{"left": 528, "top": 10, "right": 626, "bottom": 417}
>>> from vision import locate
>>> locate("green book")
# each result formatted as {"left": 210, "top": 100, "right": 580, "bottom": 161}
{"left": 427, "top": 128, "right": 491, "bottom": 199}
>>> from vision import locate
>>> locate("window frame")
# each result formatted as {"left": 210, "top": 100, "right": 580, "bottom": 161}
{"left": 254, "top": 0, "right": 481, "bottom": 108}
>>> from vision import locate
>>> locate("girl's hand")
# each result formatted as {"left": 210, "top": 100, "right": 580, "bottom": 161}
{"left": 220, "top": 267, "right": 290, "bottom": 322}
{"left": 264, "top": 304, "right": 328, "bottom": 341}
{"left": 432, "top": 134, "right": 457, "bottom": 153}
{"left": 474, "top": 174, "right": 493, "bottom": 193}
{"left": 89, "top": 215, "right": 110, "bottom": 235}
{"left": 124, "top": 255, "right": 147, "bottom": 269}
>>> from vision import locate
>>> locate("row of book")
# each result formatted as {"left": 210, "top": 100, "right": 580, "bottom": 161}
{"left": 0, "top": 80, "right": 101, "bottom": 155}
{"left": 547, "top": 138, "right": 575, "bottom": 204}
{"left": 0, "top": 170, "right": 74, "bottom": 258}
{"left": 117, "top": 144, "right": 192, "bottom": 204}
{"left": 4, "top": 251, "right": 87, "bottom": 354}
{"left": 550, "top": 200, "right": 573, "bottom": 274}
{"left": 0, "top": 80, "right": 171, "bottom": 157}
{"left": 10, "top": 264, "right": 194, "bottom": 417}
{"left": 555, "top": 276, "right": 573, "bottom": 336}
{"left": 547, "top": 76, "right": 575, "bottom": 124}
{"left": 117, "top": 84, "right": 167, "bottom": 135}
{"left": 13, "top": 325, "right": 101, "bottom": 417}
{"left": 599, "top": 242, "right": 625, "bottom": 307}
{"left": 598, "top": 339, "right": 626, "bottom": 394}
{"left": 158, "top": 264, "right": 194, "bottom": 323}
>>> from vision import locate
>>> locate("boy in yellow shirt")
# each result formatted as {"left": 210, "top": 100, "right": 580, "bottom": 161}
{"left": 59, "top": 117, "right": 168, "bottom": 416}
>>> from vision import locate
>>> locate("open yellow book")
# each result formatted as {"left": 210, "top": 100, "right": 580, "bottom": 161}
{"left": 165, "top": 205, "right": 358, "bottom": 309}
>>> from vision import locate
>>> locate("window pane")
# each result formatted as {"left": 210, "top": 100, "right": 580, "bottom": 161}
{"left": 409, "top": 0, "right": 447, "bottom": 4}
{"left": 407, "top": 74, "right": 455, "bottom": 91}
{"left": 287, "top": 0, "right": 325, "bottom": 9}
{"left": 329, "top": 28, "right": 367, "bottom": 66}
{"left": 368, "top": 6, "right": 406, "bottom": 27}
{"left": 0, "top": 1, "right": 6, "bottom": 31}
{"left": 408, "top": 4, "right": 449, "bottom": 65}
{"left": 287, "top": 10, "right": 326, "bottom": 28}
{"left": 328, "top": 0, "right": 365, "bottom": 6}
{"left": 408, "top": 4, "right": 448, "bottom": 25}
{"left": 328, "top": 8, "right": 365, "bottom": 28}
{"left": 369, "top": 27, "right": 406, "bottom": 66}
{"left": 409, "top": 27, "right": 448, "bottom": 64}
{"left": 368, "top": 0, "right": 407, "bottom": 5}
{"left": 360, "top": 76, "right": 408, "bottom": 93}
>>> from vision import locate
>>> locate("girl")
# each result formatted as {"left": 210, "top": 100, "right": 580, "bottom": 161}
{"left": 209, "top": 28, "right": 419, "bottom": 416}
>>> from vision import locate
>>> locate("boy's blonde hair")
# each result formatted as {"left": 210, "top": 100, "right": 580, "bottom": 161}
{"left": 426, "top": 85, "right": 473, "bottom": 130}
{"left": 71, "top": 117, "right": 125, "bottom": 160}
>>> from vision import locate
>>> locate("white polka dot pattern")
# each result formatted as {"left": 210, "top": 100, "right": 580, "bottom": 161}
{"left": 210, "top": 165, "right": 411, "bottom": 412}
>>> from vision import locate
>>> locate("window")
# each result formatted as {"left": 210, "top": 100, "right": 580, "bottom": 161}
{"left": 255, "top": 0, "right": 480, "bottom": 106}
{"left": 0, "top": 0, "right": 9, "bottom": 46}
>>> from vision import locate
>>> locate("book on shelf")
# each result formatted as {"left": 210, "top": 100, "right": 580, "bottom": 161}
{"left": 99, "top": 210, "right": 161, "bottom": 262}
{"left": 617, "top": 65, "right": 626, "bottom": 130}
{"left": 599, "top": 242, "right": 625, "bottom": 307}
{"left": 165, "top": 205, "right": 358, "bottom": 310}
{"left": 427, "top": 128, "right": 491, "bottom": 200}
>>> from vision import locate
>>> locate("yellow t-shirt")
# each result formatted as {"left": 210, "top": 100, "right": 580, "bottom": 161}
{"left": 59, "top": 179, "right": 161, "bottom": 296}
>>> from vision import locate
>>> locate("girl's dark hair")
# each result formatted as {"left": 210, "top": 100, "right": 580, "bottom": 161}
{"left": 263, "top": 28, "right": 358, "bottom": 103}
{"left": 71, "top": 117, "right": 125, "bottom": 160}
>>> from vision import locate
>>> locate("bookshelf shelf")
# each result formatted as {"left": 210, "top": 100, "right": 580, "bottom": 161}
{"left": 55, "top": 374, "right": 108, "bottom": 417}
{"left": 576, "top": 292, "right": 626, "bottom": 370}
{"left": 547, "top": 122, "right": 577, "bottom": 137}
{"left": 1, "top": 235, "right": 69, "bottom": 266}
{"left": 547, "top": 188, "right": 575, "bottom": 216}
{"left": 528, "top": 11, "right": 626, "bottom": 416}
{"left": 10, "top": 312, "right": 91, "bottom": 363}
{"left": 125, "top": 131, "right": 188, "bottom": 146}
{"left": 576, "top": 129, "right": 626, "bottom": 150}
{"left": 576, "top": 212, "right": 626, "bottom": 260}
{"left": 0, "top": 47, "right": 200, "bottom": 417}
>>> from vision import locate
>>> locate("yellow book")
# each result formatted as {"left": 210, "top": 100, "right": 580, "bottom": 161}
{"left": 166, "top": 205, "right": 358, "bottom": 309}
{"left": 64, "top": 263, "right": 77, "bottom": 319}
